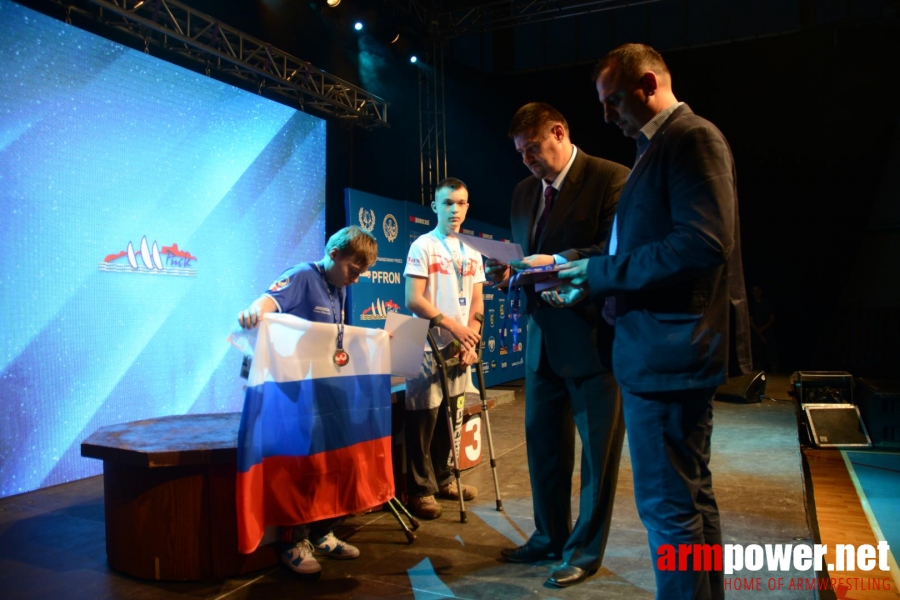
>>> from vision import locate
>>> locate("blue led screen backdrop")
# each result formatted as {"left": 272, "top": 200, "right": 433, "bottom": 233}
{"left": 0, "top": 0, "right": 326, "bottom": 498}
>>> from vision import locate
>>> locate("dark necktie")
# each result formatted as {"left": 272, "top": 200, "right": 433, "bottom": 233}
{"left": 534, "top": 185, "right": 556, "bottom": 243}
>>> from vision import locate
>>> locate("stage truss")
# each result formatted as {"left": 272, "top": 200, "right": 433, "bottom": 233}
{"left": 417, "top": 39, "right": 447, "bottom": 204}
{"left": 386, "top": 0, "right": 659, "bottom": 200}
{"left": 52, "top": 0, "right": 389, "bottom": 129}
{"left": 387, "top": 0, "right": 662, "bottom": 39}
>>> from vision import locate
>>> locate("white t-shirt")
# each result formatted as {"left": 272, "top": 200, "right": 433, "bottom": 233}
{"left": 404, "top": 229, "right": 486, "bottom": 350}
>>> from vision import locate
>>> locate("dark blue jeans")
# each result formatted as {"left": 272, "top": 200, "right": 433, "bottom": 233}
{"left": 621, "top": 386, "right": 723, "bottom": 600}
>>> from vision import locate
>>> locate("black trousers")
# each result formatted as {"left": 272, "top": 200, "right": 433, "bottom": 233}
{"left": 524, "top": 351, "right": 624, "bottom": 571}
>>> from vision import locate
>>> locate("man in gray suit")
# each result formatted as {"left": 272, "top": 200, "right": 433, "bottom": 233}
{"left": 550, "top": 44, "right": 752, "bottom": 600}
{"left": 485, "top": 102, "right": 629, "bottom": 588}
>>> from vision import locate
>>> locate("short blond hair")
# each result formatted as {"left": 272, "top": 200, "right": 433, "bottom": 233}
{"left": 325, "top": 226, "right": 377, "bottom": 266}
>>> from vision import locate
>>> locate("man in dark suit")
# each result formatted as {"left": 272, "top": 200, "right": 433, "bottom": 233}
{"left": 550, "top": 44, "right": 752, "bottom": 600}
{"left": 485, "top": 102, "right": 629, "bottom": 588}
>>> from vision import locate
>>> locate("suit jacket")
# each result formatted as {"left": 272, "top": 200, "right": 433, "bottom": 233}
{"left": 510, "top": 148, "right": 629, "bottom": 378}
{"left": 586, "top": 104, "right": 753, "bottom": 393}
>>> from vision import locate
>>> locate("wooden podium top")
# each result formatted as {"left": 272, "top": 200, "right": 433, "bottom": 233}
{"left": 81, "top": 387, "right": 508, "bottom": 469}
{"left": 81, "top": 413, "right": 241, "bottom": 468}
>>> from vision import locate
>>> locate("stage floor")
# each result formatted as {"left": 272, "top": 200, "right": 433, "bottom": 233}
{"left": 1, "top": 375, "right": 897, "bottom": 599}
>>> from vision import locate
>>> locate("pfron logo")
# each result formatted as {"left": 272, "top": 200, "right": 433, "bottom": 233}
{"left": 358, "top": 208, "right": 376, "bottom": 232}
{"left": 360, "top": 298, "right": 402, "bottom": 321}
{"left": 409, "top": 215, "right": 430, "bottom": 226}
{"left": 366, "top": 270, "right": 402, "bottom": 284}
{"left": 383, "top": 214, "right": 399, "bottom": 242}
{"left": 99, "top": 236, "right": 197, "bottom": 276}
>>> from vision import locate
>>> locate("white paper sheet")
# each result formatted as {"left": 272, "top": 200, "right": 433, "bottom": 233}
{"left": 455, "top": 232, "right": 524, "bottom": 264}
{"left": 385, "top": 312, "right": 430, "bottom": 378}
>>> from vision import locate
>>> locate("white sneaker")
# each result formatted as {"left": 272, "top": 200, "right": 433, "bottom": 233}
{"left": 313, "top": 532, "right": 360, "bottom": 560}
{"left": 280, "top": 539, "right": 321, "bottom": 575}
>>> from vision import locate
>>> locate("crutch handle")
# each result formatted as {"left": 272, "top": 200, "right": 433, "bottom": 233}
{"left": 472, "top": 313, "right": 488, "bottom": 400}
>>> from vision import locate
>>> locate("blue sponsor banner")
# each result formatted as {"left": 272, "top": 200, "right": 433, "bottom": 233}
{"left": 343, "top": 190, "right": 524, "bottom": 387}
{"left": 463, "top": 219, "right": 526, "bottom": 387}
{"left": 345, "top": 190, "right": 408, "bottom": 326}
{"left": 406, "top": 202, "right": 434, "bottom": 245}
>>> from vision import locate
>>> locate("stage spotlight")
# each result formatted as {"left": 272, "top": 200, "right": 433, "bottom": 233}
{"left": 326, "top": 0, "right": 341, "bottom": 6}
{"left": 410, "top": 55, "right": 417, "bottom": 64}
{"left": 354, "top": 22, "right": 363, "bottom": 31}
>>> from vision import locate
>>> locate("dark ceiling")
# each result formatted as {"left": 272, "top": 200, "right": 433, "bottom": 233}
{"left": 170, "top": 0, "right": 897, "bottom": 80}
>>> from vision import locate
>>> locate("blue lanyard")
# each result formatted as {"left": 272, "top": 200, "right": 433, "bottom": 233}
{"left": 315, "top": 262, "right": 346, "bottom": 349}
{"left": 435, "top": 231, "right": 466, "bottom": 294}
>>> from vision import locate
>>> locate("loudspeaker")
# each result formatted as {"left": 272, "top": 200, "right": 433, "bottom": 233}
{"left": 792, "top": 371, "right": 854, "bottom": 404}
{"left": 856, "top": 379, "right": 900, "bottom": 448}
{"left": 715, "top": 371, "right": 766, "bottom": 403}
{"left": 804, "top": 403, "right": 871, "bottom": 448}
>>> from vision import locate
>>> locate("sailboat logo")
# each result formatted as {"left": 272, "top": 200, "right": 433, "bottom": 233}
{"left": 98, "top": 236, "right": 198, "bottom": 276}
{"left": 360, "top": 298, "right": 402, "bottom": 321}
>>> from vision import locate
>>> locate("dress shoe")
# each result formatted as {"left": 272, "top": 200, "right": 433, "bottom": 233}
{"left": 500, "top": 544, "right": 554, "bottom": 563}
{"left": 546, "top": 563, "right": 598, "bottom": 588}
{"left": 438, "top": 481, "right": 477, "bottom": 501}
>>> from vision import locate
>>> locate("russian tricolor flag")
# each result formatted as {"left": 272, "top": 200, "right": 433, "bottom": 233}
{"left": 236, "top": 313, "right": 394, "bottom": 554}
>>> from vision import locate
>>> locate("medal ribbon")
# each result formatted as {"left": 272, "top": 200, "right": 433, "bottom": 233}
{"left": 315, "top": 262, "right": 346, "bottom": 359}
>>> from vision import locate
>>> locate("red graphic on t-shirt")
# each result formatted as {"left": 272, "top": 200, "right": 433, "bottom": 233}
{"left": 427, "top": 255, "right": 455, "bottom": 275}
{"left": 426, "top": 255, "right": 482, "bottom": 277}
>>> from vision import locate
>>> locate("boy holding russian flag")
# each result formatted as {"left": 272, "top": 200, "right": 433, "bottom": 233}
{"left": 237, "top": 225, "right": 377, "bottom": 576}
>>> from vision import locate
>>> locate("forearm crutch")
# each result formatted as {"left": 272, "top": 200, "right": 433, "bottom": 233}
{"left": 426, "top": 328, "right": 468, "bottom": 524}
{"left": 385, "top": 497, "right": 419, "bottom": 543}
{"left": 473, "top": 313, "right": 503, "bottom": 511}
